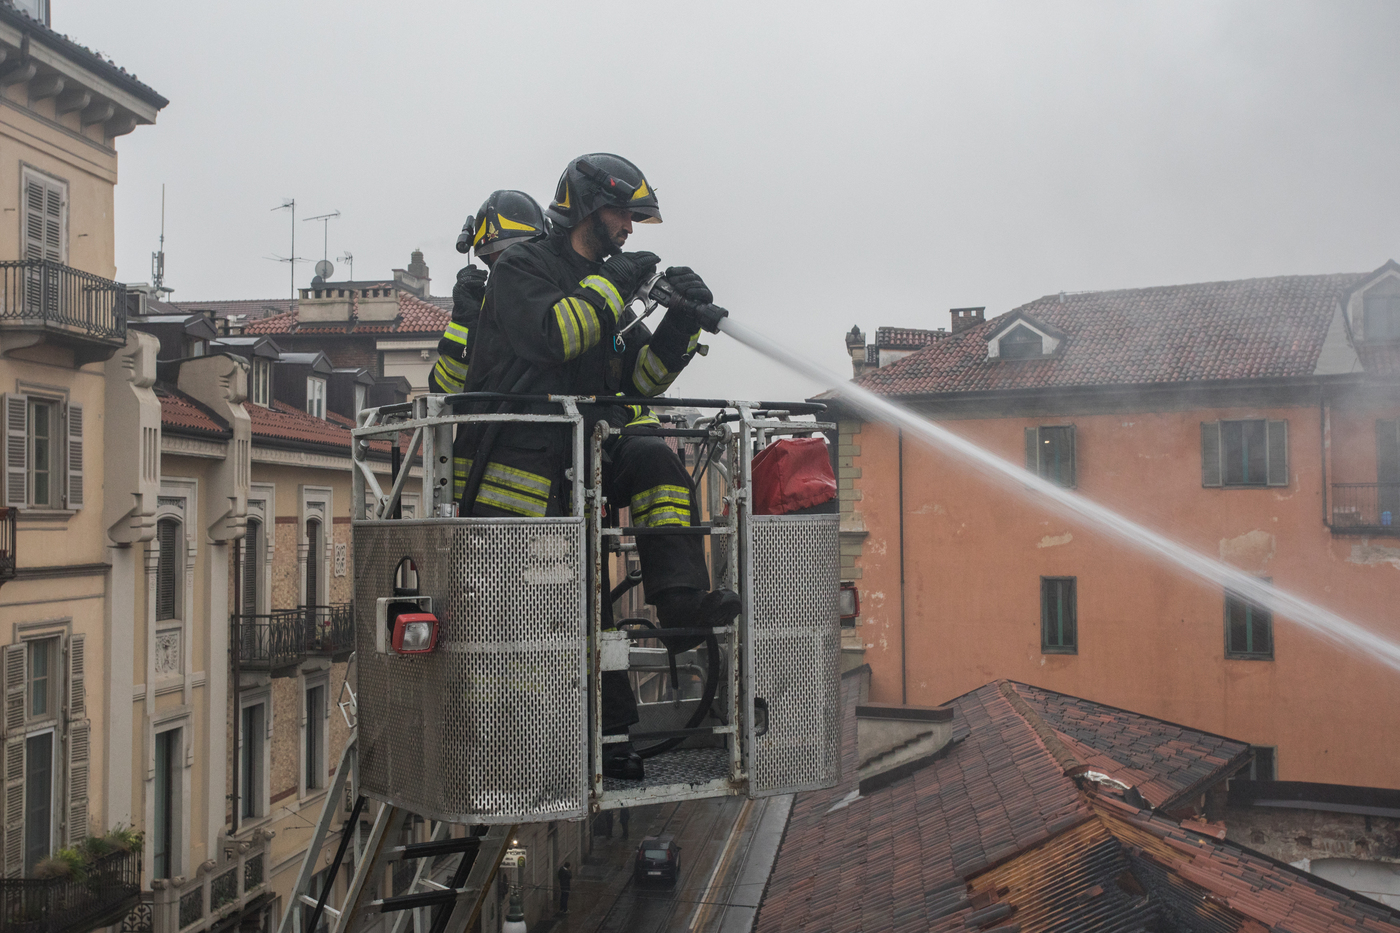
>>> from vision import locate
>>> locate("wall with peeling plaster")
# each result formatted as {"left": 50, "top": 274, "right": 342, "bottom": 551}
{"left": 844, "top": 391, "right": 1400, "bottom": 789}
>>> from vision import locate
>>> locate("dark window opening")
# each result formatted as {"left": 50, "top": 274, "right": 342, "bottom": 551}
{"left": 305, "top": 520, "right": 322, "bottom": 607}
{"left": 156, "top": 518, "right": 182, "bottom": 621}
{"left": 306, "top": 685, "right": 325, "bottom": 791}
{"left": 999, "top": 325, "right": 1044, "bottom": 360}
{"left": 1041, "top": 577, "right": 1077, "bottom": 654}
{"left": 1226, "top": 591, "right": 1273, "bottom": 659}
{"left": 153, "top": 728, "right": 179, "bottom": 879}
{"left": 241, "top": 704, "right": 264, "bottom": 819}
{"left": 1025, "top": 425, "right": 1076, "bottom": 487}
{"left": 23, "top": 731, "right": 52, "bottom": 873}
{"left": 1247, "top": 746, "right": 1277, "bottom": 781}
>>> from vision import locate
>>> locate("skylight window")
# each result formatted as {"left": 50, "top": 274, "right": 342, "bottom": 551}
{"left": 999, "top": 325, "right": 1044, "bottom": 359}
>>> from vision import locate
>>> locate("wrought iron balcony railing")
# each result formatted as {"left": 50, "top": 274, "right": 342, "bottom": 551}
{"left": 302, "top": 604, "right": 354, "bottom": 660}
{"left": 232, "top": 611, "right": 306, "bottom": 675}
{"left": 148, "top": 831, "right": 271, "bottom": 933}
{"left": 0, "top": 260, "right": 127, "bottom": 345}
{"left": 0, "top": 848, "right": 141, "bottom": 933}
{"left": 1330, "top": 483, "right": 1400, "bottom": 534}
{"left": 0, "top": 506, "right": 16, "bottom": 587}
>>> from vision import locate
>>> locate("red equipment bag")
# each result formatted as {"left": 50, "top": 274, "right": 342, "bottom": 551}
{"left": 751, "top": 437, "right": 838, "bottom": 516}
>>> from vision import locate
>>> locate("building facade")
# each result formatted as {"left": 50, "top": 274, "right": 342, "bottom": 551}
{"left": 837, "top": 264, "right": 1400, "bottom": 790}
{"left": 0, "top": 5, "right": 164, "bottom": 925}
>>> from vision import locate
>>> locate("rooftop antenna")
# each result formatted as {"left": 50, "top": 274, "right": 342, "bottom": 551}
{"left": 150, "top": 183, "right": 172, "bottom": 296}
{"left": 338, "top": 251, "right": 354, "bottom": 282}
{"left": 305, "top": 210, "right": 341, "bottom": 280}
{"left": 271, "top": 199, "right": 298, "bottom": 299}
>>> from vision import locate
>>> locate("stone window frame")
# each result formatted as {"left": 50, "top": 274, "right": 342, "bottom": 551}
{"left": 298, "top": 668, "right": 331, "bottom": 799}
{"left": 246, "top": 484, "right": 276, "bottom": 616}
{"left": 154, "top": 480, "right": 197, "bottom": 686}
{"left": 299, "top": 486, "right": 333, "bottom": 609}
{"left": 236, "top": 684, "right": 273, "bottom": 824}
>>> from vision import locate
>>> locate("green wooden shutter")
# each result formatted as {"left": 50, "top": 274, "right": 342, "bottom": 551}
{"left": 156, "top": 520, "right": 180, "bottom": 621}
{"left": 64, "top": 403, "right": 82, "bottom": 509}
{"left": 64, "top": 635, "right": 87, "bottom": 845}
{"left": 2, "top": 644, "right": 27, "bottom": 877}
{"left": 1201, "top": 422, "right": 1222, "bottom": 487}
{"left": 1066, "top": 425, "right": 1077, "bottom": 487}
{"left": 1377, "top": 420, "right": 1400, "bottom": 484}
{"left": 1025, "top": 427, "right": 1038, "bottom": 473}
{"left": 1266, "top": 420, "right": 1288, "bottom": 487}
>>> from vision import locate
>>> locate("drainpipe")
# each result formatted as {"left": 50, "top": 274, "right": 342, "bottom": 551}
{"left": 898, "top": 428, "right": 907, "bottom": 705}
{"left": 231, "top": 536, "right": 241, "bottom": 835}
{"left": 1319, "top": 389, "right": 1329, "bottom": 529}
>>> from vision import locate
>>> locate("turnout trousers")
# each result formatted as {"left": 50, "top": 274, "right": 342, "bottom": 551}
{"left": 600, "top": 434, "right": 710, "bottom": 734}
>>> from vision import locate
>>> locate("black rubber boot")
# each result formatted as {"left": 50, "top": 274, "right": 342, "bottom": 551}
{"left": 603, "top": 741, "right": 644, "bottom": 781}
{"left": 654, "top": 587, "right": 742, "bottom": 653}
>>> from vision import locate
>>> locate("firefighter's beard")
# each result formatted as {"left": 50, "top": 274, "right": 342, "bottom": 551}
{"left": 583, "top": 213, "right": 623, "bottom": 259}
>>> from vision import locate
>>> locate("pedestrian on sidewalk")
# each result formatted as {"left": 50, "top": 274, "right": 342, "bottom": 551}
{"left": 619, "top": 808, "right": 630, "bottom": 840}
{"left": 558, "top": 861, "right": 572, "bottom": 914}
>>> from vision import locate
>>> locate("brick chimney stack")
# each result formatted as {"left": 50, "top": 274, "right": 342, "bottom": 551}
{"left": 846, "top": 325, "right": 868, "bottom": 378}
{"left": 950, "top": 307, "right": 985, "bottom": 334}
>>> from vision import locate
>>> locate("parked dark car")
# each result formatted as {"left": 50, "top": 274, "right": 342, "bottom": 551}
{"left": 634, "top": 835, "right": 681, "bottom": 885}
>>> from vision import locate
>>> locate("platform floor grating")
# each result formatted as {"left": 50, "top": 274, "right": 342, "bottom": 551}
{"left": 603, "top": 746, "right": 730, "bottom": 792}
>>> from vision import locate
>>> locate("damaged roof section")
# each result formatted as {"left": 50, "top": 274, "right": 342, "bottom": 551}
{"left": 755, "top": 677, "right": 1400, "bottom": 932}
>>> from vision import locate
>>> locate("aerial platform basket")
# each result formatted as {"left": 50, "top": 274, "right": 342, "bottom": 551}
{"left": 350, "top": 393, "right": 841, "bottom": 824}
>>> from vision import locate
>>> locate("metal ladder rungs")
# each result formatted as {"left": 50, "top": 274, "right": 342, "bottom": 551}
{"left": 297, "top": 895, "right": 341, "bottom": 919}
{"left": 390, "top": 837, "right": 482, "bottom": 860}
{"left": 373, "top": 889, "right": 469, "bottom": 913}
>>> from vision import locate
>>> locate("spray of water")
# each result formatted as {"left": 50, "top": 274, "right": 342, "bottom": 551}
{"left": 718, "top": 317, "right": 1400, "bottom": 674}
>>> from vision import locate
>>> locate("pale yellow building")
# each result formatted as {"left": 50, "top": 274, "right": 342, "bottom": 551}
{"left": 0, "top": 0, "right": 164, "bottom": 920}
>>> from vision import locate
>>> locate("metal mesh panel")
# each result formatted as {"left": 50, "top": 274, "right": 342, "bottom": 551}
{"left": 354, "top": 519, "right": 586, "bottom": 823}
{"left": 748, "top": 514, "right": 841, "bottom": 795}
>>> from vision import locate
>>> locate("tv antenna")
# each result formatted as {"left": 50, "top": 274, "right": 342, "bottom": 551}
{"left": 338, "top": 251, "right": 354, "bottom": 282}
{"left": 304, "top": 210, "right": 341, "bottom": 280}
{"left": 151, "top": 183, "right": 172, "bottom": 295}
{"left": 270, "top": 199, "right": 301, "bottom": 299}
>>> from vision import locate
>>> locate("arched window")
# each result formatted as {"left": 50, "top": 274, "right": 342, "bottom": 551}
{"left": 305, "top": 519, "right": 322, "bottom": 608}
{"left": 242, "top": 519, "right": 261, "bottom": 616}
{"left": 156, "top": 518, "right": 182, "bottom": 621}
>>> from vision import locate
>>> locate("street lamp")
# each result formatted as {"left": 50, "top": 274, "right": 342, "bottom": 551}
{"left": 502, "top": 885, "right": 527, "bottom": 933}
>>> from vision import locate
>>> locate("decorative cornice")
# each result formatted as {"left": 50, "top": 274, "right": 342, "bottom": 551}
{"left": 162, "top": 435, "right": 227, "bottom": 460}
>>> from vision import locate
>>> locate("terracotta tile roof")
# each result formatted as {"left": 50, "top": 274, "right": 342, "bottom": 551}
{"left": 245, "top": 401, "right": 357, "bottom": 451}
{"left": 858, "top": 273, "right": 1369, "bottom": 396}
{"left": 157, "top": 387, "right": 229, "bottom": 436}
{"left": 237, "top": 292, "right": 448, "bottom": 337}
{"left": 874, "top": 326, "right": 945, "bottom": 349}
{"left": 1009, "top": 682, "right": 1252, "bottom": 810}
{"left": 170, "top": 298, "right": 299, "bottom": 319}
{"left": 755, "top": 678, "right": 1398, "bottom": 933}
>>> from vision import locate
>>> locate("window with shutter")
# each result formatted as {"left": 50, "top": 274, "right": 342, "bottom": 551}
{"left": 4, "top": 396, "right": 27, "bottom": 509}
{"left": 2, "top": 644, "right": 27, "bottom": 877}
{"left": 1204, "top": 419, "right": 1288, "bottom": 488}
{"left": 152, "top": 728, "right": 179, "bottom": 879}
{"left": 1040, "top": 577, "right": 1078, "bottom": 653}
{"left": 305, "top": 520, "right": 321, "bottom": 607}
{"left": 64, "top": 635, "right": 86, "bottom": 846}
{"left": 21, "top": 172, "right": 65, "bottom": 265}
{"left": 1201, "top": 422, "right": 1222, "bottom": 487}
{"left": 156, "top": 519, "right": 182, "bottom": 621}
{"left": 1378, "top": 421, "right": 1400, "bottom": 522}
{"left": 240, "top": 704, "right": 265, "bottom": 819}
{"left": 305, "top": 685, "right": 326, "bottom": 791}
{"left": 65, "top": 404, "right": 82, "bottom": 509}
{"left": 1225, "top": 589, "right": 1273, "bottom": 659}
{"left": 1265, "top": 420, "right": 1288, "bottom": 487}
{"left": 243, "top": 520, "right": 261, "bottom": 616}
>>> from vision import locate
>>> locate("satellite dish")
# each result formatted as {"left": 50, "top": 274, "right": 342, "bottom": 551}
{"left": 315, "top": 259, "right": 335, "bottom": 280}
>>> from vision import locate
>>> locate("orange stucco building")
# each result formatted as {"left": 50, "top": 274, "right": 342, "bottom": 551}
{"left": 834, "top": 263, "right": 1400, "bottom": 789}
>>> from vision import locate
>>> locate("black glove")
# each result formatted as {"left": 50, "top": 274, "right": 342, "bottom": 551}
{"left": 453, "top": 265, "right": 488, "bottom": 313}
{"left": 597, "top": 251, "right": 660, "bottom": 301}
{"left": 664, "top": 266, "right": 712, "bottom": 305}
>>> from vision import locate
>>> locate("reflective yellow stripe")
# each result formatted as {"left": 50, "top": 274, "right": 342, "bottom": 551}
{"left": 633, "top": 346, "right": 677, "bottom": 396}
{"left": 630, "top": 484, "right": 690, "bottom": 526}
{"left": 432, "top": 356, "right": 467, "bottom": 393}
{"left": 482, "top": 461, "right": 552, "bottom": 498}
{"left": 686, "top": 329, "right": 701, "bottom": 353}
{"left": 477, "top": 483, "right": 548, "bottom": 517}
{"left": 453, "top": 457, "right": 471, "bottom": 500}
{"left": 580, "top": 275, "right": 623, "bottom": 317}
{"left": 552, "top": 296, "right": 603, "bottom": 360}
{"left": 627, "top": 412, "right": 661, "bottom": 428}
{"left": 444, "top": 322, "right": 470, "bottom": 346}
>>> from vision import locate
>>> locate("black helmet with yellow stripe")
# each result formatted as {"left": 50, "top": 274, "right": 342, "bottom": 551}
{"left": 455, "top": 190, "right": 549, "bottom": 258}
{"left": 546, "top": 153, "right": 661, "bottom": 230}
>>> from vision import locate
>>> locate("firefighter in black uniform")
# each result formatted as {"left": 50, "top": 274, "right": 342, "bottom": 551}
{"left": 462, "top": 153, "right": 739, "bottom": 779}
{"left": 428, "top": 190, "right": 549, "bottom": 502}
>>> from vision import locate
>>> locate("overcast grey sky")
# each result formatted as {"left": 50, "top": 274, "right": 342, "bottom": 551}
{"left": 63, "top": 0, "right": 1400, "bottom": 401}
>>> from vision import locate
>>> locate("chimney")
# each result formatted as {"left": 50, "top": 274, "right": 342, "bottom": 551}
{"left": 950, "top": 307, "right": 985, "bottom": 334}
{"left": 845, "top": 325, "right": 868, "bottom": 378}
{"left": 394, "top": 250, "right": 432, "bottom": 298}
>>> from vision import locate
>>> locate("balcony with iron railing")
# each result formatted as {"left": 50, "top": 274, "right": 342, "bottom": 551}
{"left": 146, "top": 831, "right": 272, "bottom": 933}
{"left": 0, "top": 260, "right": 127, "bottom": 364}
{"left": 232, "top": 610, "right": 306, "bottom": 676}
{"left": 0, "top": 848, "right": 142, "bottom": 933}
{"left": 1330, "top": 483, "right": 1400, "bottom": 535}
{"left": 303, "top": 604, "right": 354, "bottom": 661}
